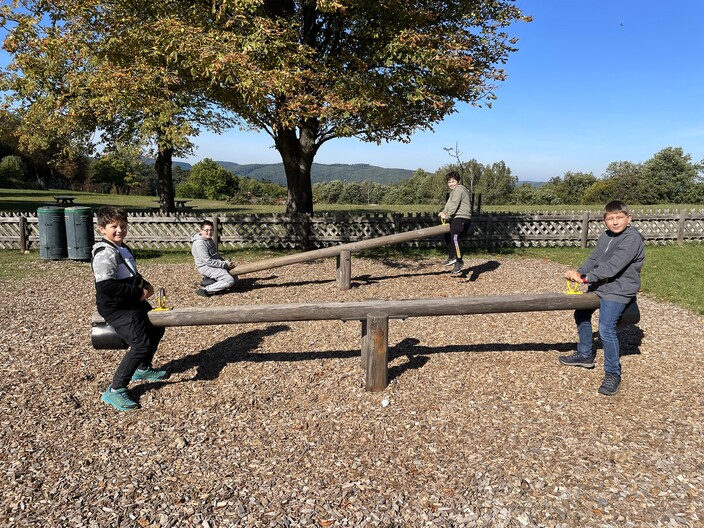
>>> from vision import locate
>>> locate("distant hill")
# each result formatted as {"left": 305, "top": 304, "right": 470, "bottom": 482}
{"left": 213, "top": 161, "right": 413, "bottom": 186}
{"left": 171, "top": 160, "right": 545, "bottom": 187}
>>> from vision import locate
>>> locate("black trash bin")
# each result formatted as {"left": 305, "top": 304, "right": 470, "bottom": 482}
{"left": 37, "top": 206, "right": 67, "bottom": 260}
{"left": 64, "top": 206, "right": 95, "bottom": 261}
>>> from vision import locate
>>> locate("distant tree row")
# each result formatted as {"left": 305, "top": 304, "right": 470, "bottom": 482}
{"left": 1, "top": 126, "right": 702, "bottom": 207}
{"left": 312, "top": 147, "right": 704, "bottom": 207}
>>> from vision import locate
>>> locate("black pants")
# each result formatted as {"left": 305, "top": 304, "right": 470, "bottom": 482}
{"left": 103, "top": 302, "right": 165, "bottom": 389}
{"left": 444, "top": 218, "right": 472, "bottom": 260}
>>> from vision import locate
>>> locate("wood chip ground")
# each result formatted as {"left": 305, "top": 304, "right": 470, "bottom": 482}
{"left": 1, "top": 256, "right": 702, "bottom": 527}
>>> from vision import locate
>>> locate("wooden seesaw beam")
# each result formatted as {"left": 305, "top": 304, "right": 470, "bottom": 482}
{"left": 229, "top": 223, "right": 451, "bottom": 286}
{"left": 91, "top": 292, "right": 640, "bottom": 391}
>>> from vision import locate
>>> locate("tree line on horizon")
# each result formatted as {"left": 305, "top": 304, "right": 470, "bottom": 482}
{"left": 1, "top": 137, "right": 702, "bottom": 206}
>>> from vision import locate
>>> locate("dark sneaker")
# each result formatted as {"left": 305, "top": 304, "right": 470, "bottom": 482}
{"left": 101, "top": 385, "right": 138, "bottom": 411}
{"left": 598, "top": 373, "right": 621, "bottom": 395}
{"left": 450, "top": 261, "right": 464, "bottom": 274}
{"left": 443, "top": 258, "right": 457, "bottom": 267}
{"left": 559, "top": 353, "right": 596, "bottom": 368}
{"left": 132, "top": 366, "right": 168, "bottom": 382}
{"left": 195, "top": 287, "right": 210, "bottom": 297}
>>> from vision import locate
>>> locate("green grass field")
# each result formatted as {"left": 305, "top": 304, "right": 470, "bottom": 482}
{"left": 1, "top": 188, "right": 701, "bottom": 215}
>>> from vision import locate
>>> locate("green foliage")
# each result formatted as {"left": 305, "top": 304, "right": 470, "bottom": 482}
{"left": 543, "top": 172, "right": 597, "bottom": 204}
{"left": 636, "top": 147, "right": 702, "bottom": 204}
{"left": 0, "top": 155, "right": 25, "bottom": 187}
{"left": 476, "top": 161, "right": 517, "bottom": 205}
{"left": 90, "top": 146, "right": 148, "bottom": 195}
{"left": 177, "top": 158, "right": 239, "bottom": 200}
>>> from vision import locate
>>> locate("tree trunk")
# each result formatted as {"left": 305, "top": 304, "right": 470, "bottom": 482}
{"left": 274, "top": 120, "right": 319, "bottom": 215}
{"left": 154, "top": 146, "right": 175, "bottom": 213}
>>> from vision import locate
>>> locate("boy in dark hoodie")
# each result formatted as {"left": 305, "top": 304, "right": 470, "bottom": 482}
{"left": 560, "top": 200, "right": 645, "bottom": 396}
{"left": 191, "top": 220, "right": 235, "bottom": 297}
{"left": 92, "top": 206, "right": 167, "bottom": 411}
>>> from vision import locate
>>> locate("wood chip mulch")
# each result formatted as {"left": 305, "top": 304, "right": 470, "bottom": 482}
{"left": 1, "top": 255, "right": 702, "bottom": 527}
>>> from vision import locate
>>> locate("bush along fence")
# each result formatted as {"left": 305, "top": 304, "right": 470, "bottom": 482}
{"left": 1, "top": 209, "right": 704, "bottom": 253}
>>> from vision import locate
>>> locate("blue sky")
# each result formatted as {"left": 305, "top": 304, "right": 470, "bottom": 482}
{"left": 2, "top": 1, "right": 703, "bottom": 181}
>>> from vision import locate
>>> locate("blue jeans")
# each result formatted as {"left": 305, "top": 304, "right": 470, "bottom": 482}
{"left": 574, "top": 299, "right": 627, "bottom": 376}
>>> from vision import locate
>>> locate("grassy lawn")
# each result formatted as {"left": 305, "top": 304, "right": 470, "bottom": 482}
{"left": 1, "top": 188, "right": 701, "bottom": 215}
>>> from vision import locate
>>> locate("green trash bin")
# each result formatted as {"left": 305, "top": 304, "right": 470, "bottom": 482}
{"left": 37, "top": 206, "right": 67, "bottom": 260}
{"left": 64, "top": 206, "right": 95, "bottom": 261}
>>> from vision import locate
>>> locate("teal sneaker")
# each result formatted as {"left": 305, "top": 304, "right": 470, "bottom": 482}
{"left": 101, "top": 385, "right": 138, "bottom": 411}
{"left": 131, "top": 366, "right": 168, "bottom": 382}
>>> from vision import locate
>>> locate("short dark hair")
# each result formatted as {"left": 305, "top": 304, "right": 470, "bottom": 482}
{"left": 604, "top": 200, "right": 630, "bottom": 217}
{"left": 96, "top": 206, "right": 128, "bottom": 228}
{"left": 200, "top": 220, "right": 214, "bottom": 229}
{"left": 446, "top": 171, "right": 461, "bottom": 183}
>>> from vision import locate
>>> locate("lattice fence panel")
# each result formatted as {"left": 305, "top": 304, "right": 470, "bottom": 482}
{"left": 311, "top": 214, "right": 389, "bottom": 245}
{"left": 2, "top": 210, "right": 703, "bottom": 251}
{"left": 684, "top": 217, "right": 704, "bottom": 239}
{"left": 121, "top": 213, "right": 201, "bottom": 250}
{"left": 219, "top": 215, "right": 306, "bottom": 250}
{"left": 479, "top": 213, "right": 588, "bottom": 248}
{"left": 395, "top": 213, "right": 444, "bottom": 248}
{"left": 633, "top": 218, "right": 679, "bottom": 243}
{"left": 0, "top": 213, "right": 24, "bottom": 249}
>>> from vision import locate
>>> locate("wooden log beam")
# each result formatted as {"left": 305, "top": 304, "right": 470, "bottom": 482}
{"left": 92, "top": 292, "right": 604, "bottom": 328}
{"left": 230, "top": 223, "right": 450, "bottom": 276}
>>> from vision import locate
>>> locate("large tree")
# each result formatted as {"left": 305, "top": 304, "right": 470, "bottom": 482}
{"left": 184, "top": 0, "right": 528, "bottom": 214}
{"left": 476, "top": 160, "right": 516, "bottom": 205}
{"left": 636, "top": 147, "right": 702, "bottom": 204}
{"left": 0, "top": 1, "right": 234, "bottom": 212}
{"left": 3, "top": 0, "right": 527, "bottom": 214}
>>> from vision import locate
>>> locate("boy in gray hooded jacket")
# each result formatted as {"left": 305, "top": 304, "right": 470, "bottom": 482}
{"left": 92, "top": 206, "right": 167, "bottom": 411}
{"left": 191, "top": 220, "right": 236, "bottom": 297}
{"left": 560, "top": 200, "right": 645, "bottom": 396}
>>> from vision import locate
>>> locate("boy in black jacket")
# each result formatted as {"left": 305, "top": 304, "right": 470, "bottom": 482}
{"left": 92, "top": 206, "right": 167, "bottom": 411}
{"left": 560, "top": 200, "right": 645, "bottom": 396}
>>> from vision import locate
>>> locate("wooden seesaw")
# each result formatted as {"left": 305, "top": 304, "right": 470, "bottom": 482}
{"left": 91, "top": 292, "right": 640, "bottom": 392}
{"left": 229, "top": 223, "right": 452, "bottom": 290}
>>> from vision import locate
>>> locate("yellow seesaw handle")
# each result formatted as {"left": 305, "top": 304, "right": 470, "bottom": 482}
{"left": 153, "top": 287, "right": 174, "bottom": 311}
{"left": 563, "top": 280, "right": 584, "bottom": 295}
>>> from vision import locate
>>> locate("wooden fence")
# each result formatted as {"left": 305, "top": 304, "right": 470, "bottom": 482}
{"left": 1, "top": 209, "right": 703, "bottom": 252}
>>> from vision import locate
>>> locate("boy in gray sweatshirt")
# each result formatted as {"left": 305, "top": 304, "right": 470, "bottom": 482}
{"left": 560, "top": 200, "right": 645, "bottom": 395}
{"left": 191, "top": 220, "right": 236, "bottom": 297}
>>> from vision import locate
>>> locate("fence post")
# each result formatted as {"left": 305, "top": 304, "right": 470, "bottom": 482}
{"left": 19, "top": 215, "right": 27, "bottom": 252}
{"left": 211, "top": 215, "right": 219, "bottom": 247}
{"left": 485, "top": 214, "right": 493, "bottom": 252}
{"left": 677, "top": 210, "right": 686, "bottom": 245}
{"left": 581, "top": 211, "right": 590, "bottom": 248}
{"left": 393, "top": 212, "right": 401, "bottom": 234}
